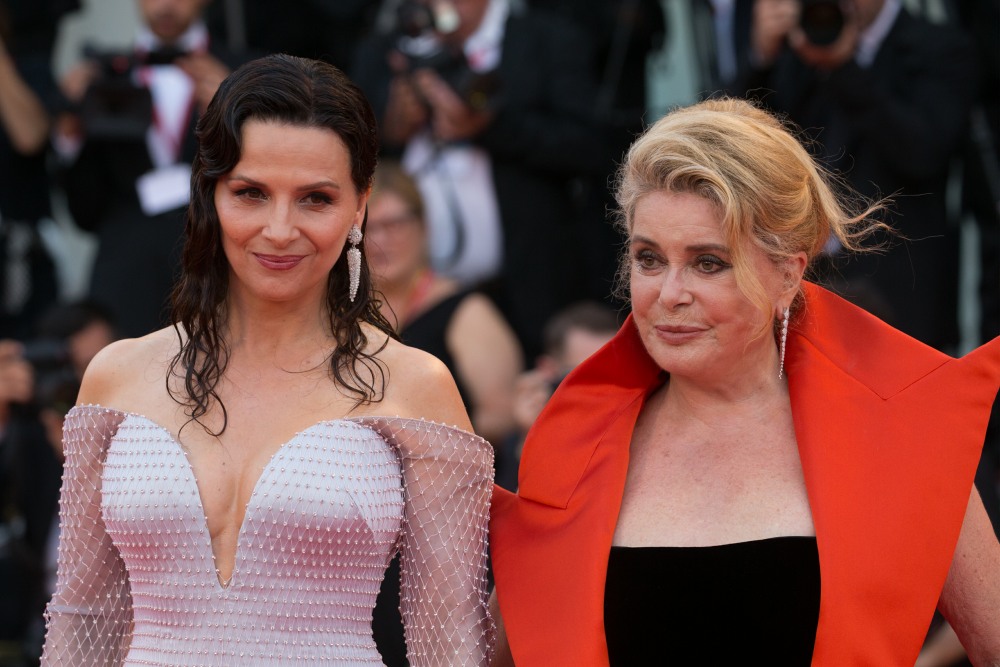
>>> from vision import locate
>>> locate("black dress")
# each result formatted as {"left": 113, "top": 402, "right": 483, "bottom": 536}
{"left": 604, "top": 536, "right": 820, "bottom": 665}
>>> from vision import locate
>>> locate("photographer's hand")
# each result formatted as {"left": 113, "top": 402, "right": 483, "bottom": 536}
{"left": 512, "top": 368, "right": 555, "bottom": 434}
{"left": 59, "top": 59, "right": 99, "bottom": 105}
{"left": 177, "top": 53, "right": 230, "bottom": 113}
{"left": 383, "top": 69, "right": 429, "bottom": 146}
{"left": 751, "top": 0, "right": 799, "bottom": 68}
{"left": 0, "top": 340, "right": 34, "bottom": 406}
{"left": 0, "top": 36, "right": 51, "bottom": 154}
{"left": 412, "top": 68, "right": 493, "bottom": 142}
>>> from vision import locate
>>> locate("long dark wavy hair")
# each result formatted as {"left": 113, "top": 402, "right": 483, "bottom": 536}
{"left": 168, "top": 54, "right": 397, "bottom": 435}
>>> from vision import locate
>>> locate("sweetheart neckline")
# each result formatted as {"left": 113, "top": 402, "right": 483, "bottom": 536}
{"left": 111, "top": 412, "right": 399, "bottom": 591}
{"left": 70, "top": 404, "right": 481, "bottom": 446}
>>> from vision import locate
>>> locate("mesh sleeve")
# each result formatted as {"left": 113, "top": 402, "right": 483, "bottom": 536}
{"left": 41, "top": 406, "right": 133, "bottom": 666}
{"left": 353, "top": 416, "right": 496, "bottom": 666}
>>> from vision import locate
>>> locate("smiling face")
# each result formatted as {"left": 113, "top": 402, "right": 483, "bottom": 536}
{"left": 214, "top": 120, "right": 368, "bottom": 310}
{"left": 629, "top": 191, "right": 796, "bottom": 383}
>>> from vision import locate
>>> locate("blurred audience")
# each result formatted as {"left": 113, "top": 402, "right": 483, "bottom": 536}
{"left": 0, "top": 0, "right": 74, "bottom": 342}
{"left": 367, "top": 161, "right": 522, "bottom": 446}
{"left": 731, "top": 0, "right": 977, "bottom": 352}
{"left": 205, "top": 0, "right": 376, "bottom": 73}
{"left": 687, "top": 0, "right": 754, "bottom": 94}
{"left": 0, "top": 340, "right": 55, "bottom": 667}
{"left": 55, "top": 0, "right": 242, "bottom": 338}
{"left": 498, "top": 300, "right": 620, "bottom": 491}
{"left": 952, "top": 0, "right": 999, "bottom": 545}
{"left": 527, "top": 0, "right": 667, "bottom": 303}
{"left": 353, "top": 0, "right": 609, "bottom": 358}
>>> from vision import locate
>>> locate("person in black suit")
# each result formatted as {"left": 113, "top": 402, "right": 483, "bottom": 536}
{"left": 732, "top": 0, "right": 977, "bottom": 352}
{"left": 0, "top": 0, "right": 71, "bottom": 342}
{"left": 204, "top": 0, "right": 377, "bottom": 73}
{"left": 55, "top": 0, "right": 243, "bottom": 339}
{"left": 352, "top": 0, "right": 609, "bottom": 360}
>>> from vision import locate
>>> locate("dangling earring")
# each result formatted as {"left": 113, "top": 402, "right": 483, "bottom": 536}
{"left": 347, "top": 224, "right": 363, "bottom": 302}
{"left": 778, "top": 306, "right": 790, "bottom": 380}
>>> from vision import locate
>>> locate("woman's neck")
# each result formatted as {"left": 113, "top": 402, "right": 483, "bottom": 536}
{"left": 223, "top": 293, "right": 334, "bottom": 367}
{"left": 662, "top": 357, "right": 789, "bottom": 427}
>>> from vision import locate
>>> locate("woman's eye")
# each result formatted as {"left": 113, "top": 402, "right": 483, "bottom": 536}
{"left": 695, "top": 255, "right": 729, "bottom": 273}
{"left": 634, "top": 250, "right": 661, "bottom": 270}
{"left": 303, "top": 192, "right": 333, "bottom": 206}
{"left": 235, "top": 187, "right": 265, "bottom": 201}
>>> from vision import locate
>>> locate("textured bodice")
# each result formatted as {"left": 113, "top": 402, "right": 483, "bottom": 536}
{"left": 42, "top": 406, "right": 495, "bottom": 667}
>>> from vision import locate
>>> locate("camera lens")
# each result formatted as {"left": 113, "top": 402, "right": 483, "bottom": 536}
{"left": 799, "top": 0, "right": 845, "bottom": 46}
{"left": 397, "top": 1, "right": 436, "bottom": 38}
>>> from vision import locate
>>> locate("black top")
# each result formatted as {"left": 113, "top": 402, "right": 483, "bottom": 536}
{"left": 399, "top": 290, "right": 473, "bottom": 410}
{"left": 604, "top": 536, "right": 820, "bottom": 666}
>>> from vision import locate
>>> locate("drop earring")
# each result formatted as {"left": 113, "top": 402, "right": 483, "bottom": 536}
{"left": 347, "top": 225, "right": 363, "bottom": 302}
{"left": 778, "top": 306, "right": 790, "bottom": 380}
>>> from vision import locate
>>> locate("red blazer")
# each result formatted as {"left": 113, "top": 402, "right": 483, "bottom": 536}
{"left": 490, "top": 283, "right": 1000, "bottom": 666}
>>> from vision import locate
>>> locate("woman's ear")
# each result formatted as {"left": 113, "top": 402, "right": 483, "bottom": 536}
{"left": 356, "top": 185, "right": 372, "bottom": 223}
{"left": 782, "top": 251, "right": 808, "bottom": 302}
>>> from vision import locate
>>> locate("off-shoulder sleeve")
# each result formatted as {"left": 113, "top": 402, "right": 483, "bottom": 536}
{"left": 41, "top": 406, "right": 132, "bottom": 666}
{"left": 353, "top": 416, "right": 496, "bottom": 666}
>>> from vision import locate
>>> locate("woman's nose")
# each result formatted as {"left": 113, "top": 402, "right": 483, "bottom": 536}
{"left": 658, "top": 267, "right": 693, "bottom": 308}
{"left": 261, "top": 201, "right": 301, "bottom": 246}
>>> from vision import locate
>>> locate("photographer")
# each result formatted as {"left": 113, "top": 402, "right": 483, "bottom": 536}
{"left": 55, "top": 0, "right": 241, "bottom": 339}
{"left": 729, "top": 0, "right": 977, "bottom": 354}
{"left": 353, "top": 0, "right": 609, "bottom": 359}
{"left": 0, "top": 0, "right": 69, "bottom": 343}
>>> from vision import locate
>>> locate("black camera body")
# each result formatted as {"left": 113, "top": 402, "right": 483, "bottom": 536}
{"left": 404, "top": 47, "right": 501, "bottom": 112}
{"left": 20, "top": 338, "right": 70, "bottom": 369}
{"left": 21, "top": 338, "right": 77, "bottom": 413}
{"left": 78, "top": 45, "right": 191, "bottom": 141}
{"left": 799, "top": 0, "right": 845, "bottom": 46}
{"left": 394, "top": 0, "right": 501, "bottom": 112}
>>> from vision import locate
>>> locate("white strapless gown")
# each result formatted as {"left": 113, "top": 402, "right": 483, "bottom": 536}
{"left": 41, "top": 406, "right": 495, "bottom": 666}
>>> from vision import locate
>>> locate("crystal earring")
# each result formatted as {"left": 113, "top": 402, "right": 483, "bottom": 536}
{"left": 778, "top": 306, "right": 790, "bottom": 380}
{"left": 347, "top": 225, "right": 363, "bottom": 302}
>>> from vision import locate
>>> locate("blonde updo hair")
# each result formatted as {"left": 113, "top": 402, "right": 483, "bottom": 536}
{"left": 614, "top": 97, "right": 886, "bottom": 331}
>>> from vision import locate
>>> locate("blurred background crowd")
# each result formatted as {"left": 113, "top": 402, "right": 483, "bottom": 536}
{"left": 0, "top": 0, "right": 996, "bottom": 665}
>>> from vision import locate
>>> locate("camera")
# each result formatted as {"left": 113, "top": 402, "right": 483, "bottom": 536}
{"left": 20, "top": 338, "right": 70, "bottom": 369}
{"left": 799, "top": 0, "right": 845, "bottom": 46}
{"left": 393, "top": 0, "right": 501, "bottom": 112}
{"left": 78, "top": 44, "right": 191, "bottom": 141}
{"left": 406, "top": 48, "right": 501, "bottom": 112}
{"left": 20, "top": 338, "right": 77, "bottom": 413}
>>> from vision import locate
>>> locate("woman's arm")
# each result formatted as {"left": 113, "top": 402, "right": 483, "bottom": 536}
{"left": 41, "top": 404, "right": 133, "bottom": 666}
{"left": 363, "top": 347, "right": 496, "bottom": 665}
{"left": 447, "top": 294, "right": 524, "bottom": 444}
{"left": 489, "top": 589, "right": 515, "bottom": 667}
{"left": 937, "top": 489, "right": 1000, "bottom": 665}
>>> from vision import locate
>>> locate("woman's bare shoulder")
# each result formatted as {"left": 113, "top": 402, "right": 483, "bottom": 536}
{"left": 77, "top": 326, "right": 179, "bottom": 408}
{"left": 362, "top": 332, "right": 473, "bottom": 431}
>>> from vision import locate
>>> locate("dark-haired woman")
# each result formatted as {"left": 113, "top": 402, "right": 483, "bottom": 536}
{"left": 40, "top": 54, "right": 495, "bottom": 666}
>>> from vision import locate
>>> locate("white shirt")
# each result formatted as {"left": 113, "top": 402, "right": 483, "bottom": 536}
{"left": 856, "top": 0, "right": 902, "bottom": 68}
{"left": 401, "top": 0, "right": 510, "bottom": 286}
